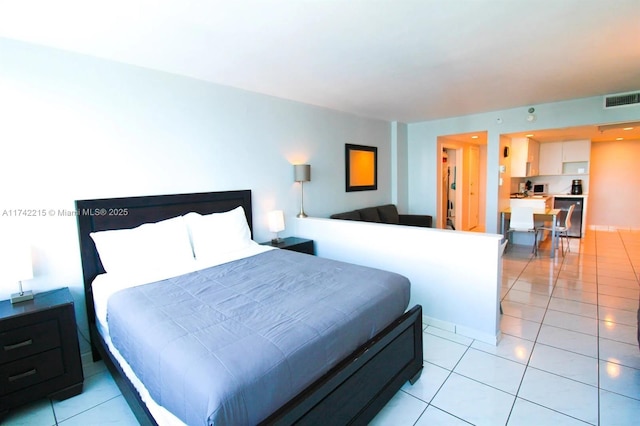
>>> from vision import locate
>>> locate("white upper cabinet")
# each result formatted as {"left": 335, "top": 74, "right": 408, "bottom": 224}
{"left": 538, "top": 142, "right": 563, "bottom": 175}
{"left": 528, "top": 138, "right": 539, "bottom": 177}
{"left": 510, "top": 137, "right": 540, "bottom": 177}
{"left": 538, "top": 139, "right": 591, "bottom": 175}
{"left": 562, "top": 140, "right": 591, "bottom": 162}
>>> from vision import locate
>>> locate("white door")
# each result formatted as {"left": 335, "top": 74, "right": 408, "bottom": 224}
{"left": 468, "top": 146, "right": 480, "bottom": 230}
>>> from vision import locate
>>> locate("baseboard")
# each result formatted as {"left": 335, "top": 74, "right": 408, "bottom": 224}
{"left": 81, "top": 351, "right": 94, "bottom": 366}
{"left": 456, "top": 325, "right": 502, "bottom": 346}
{"left": 423, "top": 314, "right": 500, "bottom": 346}
{"left": 422, "top": 316, "right": 455, "bottom": 333}
{"left": 588, "top": 225, "right": 640, "bottom": 232}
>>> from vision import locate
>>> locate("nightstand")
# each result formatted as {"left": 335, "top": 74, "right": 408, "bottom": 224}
{"left": 0, "top": 287, "right": 83, "bottom": 418}
{"left": 260, "top": 237, "right": 314, "bottom": 255}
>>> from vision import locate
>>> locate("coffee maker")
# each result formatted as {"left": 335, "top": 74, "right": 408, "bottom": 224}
{"left": 571, "top": 179, "right": 583, "bottom": 195}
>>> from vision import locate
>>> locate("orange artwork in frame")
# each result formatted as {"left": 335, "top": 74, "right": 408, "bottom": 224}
{"left": 345, "top": 144, "right": 377, "bottom": 192}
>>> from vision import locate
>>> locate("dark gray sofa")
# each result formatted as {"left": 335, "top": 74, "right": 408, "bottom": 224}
{"left": 330, "top": 204, "right": 432, "bottom": 228}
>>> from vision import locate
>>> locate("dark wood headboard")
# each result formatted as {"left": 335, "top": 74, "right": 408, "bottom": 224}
{"left": 75, "top": 190, "right": 252, "bottom": 334}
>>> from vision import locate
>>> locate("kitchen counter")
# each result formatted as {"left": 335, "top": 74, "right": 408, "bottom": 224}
{"left": 508, "top": 193, "right": 587, "bottom": 236}
{"left": 510, "top": 193, "right": 587, "bottom": 199}
{"left": 501, "top": 208, "right": 561, "bottom": 258}
{"left": 510, "top": 195, "right": 552, "bottom": 212}
{"left": 510, "top": 193, "right": 552, "bottom": 199}
{"left": 551, "top": 193, "right": 588, "bottom": 198}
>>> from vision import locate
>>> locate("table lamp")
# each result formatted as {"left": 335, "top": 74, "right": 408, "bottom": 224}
{"left": 0, "top": 241, "right": 34, "bottom": 304}
{"left": 294, "top": 164, "right": 311, "bottom": 218}
{"left": 268, "top": 210, "right": 285, "bottom": 244}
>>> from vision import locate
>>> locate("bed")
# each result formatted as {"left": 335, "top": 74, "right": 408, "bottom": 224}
{"left": 75, "top": 190, "right": 423, "bottom": 425}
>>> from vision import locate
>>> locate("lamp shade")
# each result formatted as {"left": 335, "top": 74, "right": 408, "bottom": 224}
{"left": 268, "top": 210, "right": 285, "bottom": 233}
{"left": 0, "top": 241, "right": 33, "bottom": 283}
{"left": 294, "top": 164, "right": 311, "bottom": 182}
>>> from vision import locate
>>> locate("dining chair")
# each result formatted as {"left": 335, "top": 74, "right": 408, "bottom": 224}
{"left": 539, "top": 203, "right": 575, "bottom": 256}
{"left": 506, "top": 206, "right": 539, "bottom": 256}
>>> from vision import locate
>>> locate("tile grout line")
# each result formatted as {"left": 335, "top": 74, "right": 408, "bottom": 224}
{"left": 505, "top": 249, "right": 564, "bottom": 425}
{"left": 596, "top": 229, "right": 640, "bottom": 421}
{"left": 50, "top": 399, "right": 58, "bottom": 426}
{"left": 403, "top": 330, "right": 476, "bottom": 425}
{"left": 500, "top": 251, "right": 539, "bottom": 426}
{"left": 595, "top": 229, "right": 602, "bottom": 426}
{"left": 618, "top": 229, "right": 640, "bottom": 287}
{"left": 591, "top": 229, "right": 636, "bottom": 423}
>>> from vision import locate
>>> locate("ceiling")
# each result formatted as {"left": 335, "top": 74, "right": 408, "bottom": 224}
{"left": 508, "top": 121, "right": 640, "bottom": 144}
{"left": 1, "top": 0, "right": 639, "bottom": 126}
{"left": 443, "top": 121, "right": 640, "bottom": 145}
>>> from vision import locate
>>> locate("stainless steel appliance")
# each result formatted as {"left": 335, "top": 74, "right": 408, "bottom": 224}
{"left": 533, "top": 183, "right": 548, "bottom": 194}
{"left": 554, "top": 197, "right": 583, "bottom": 237}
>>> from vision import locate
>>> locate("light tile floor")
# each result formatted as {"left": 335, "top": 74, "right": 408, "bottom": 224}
{"left": 3, "top": 230, "right": 639, "bottom": 425}
{"left": 2, "top": 352, "right": 137, "bottom": 425}
{"left": 372, "top": 229, "right": 640, "bottom": 426}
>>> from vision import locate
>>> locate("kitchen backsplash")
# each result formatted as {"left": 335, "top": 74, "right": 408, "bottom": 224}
{"left": 511, "top": 174, "right": 589, "bottom": 195}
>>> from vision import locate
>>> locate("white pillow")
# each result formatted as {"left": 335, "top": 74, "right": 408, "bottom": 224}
{"left": 184, "top": 206, "right": 253, "bottom": 261}
{"left": 90, "top": 215, "right": 196, "bottom": 277}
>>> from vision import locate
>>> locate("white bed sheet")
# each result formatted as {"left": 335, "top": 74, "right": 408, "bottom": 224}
{"left": 92, "top": 242, "right": 274, "bottom": 426}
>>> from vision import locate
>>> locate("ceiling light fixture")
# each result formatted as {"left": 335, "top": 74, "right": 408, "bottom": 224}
{"left": 598, "top": 121, "right": 640, "bottom": 132}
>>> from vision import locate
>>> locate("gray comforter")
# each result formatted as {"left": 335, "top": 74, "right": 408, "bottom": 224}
{"left": 107, "top": 249, "right": 410, "bottom": 425}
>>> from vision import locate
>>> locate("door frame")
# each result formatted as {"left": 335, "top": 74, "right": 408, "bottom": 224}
{"left": 468, "top": 145, "right": 480, "bottom": 230}
{"left": 436, "top": 132, "right": 487, "bottom": 232}
{"left": 437, "top": 142, "right": 463, "bottom": 231}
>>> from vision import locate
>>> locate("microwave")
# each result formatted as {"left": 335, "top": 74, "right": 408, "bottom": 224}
{"left": 532, "top": 183, "right": 549, "bottom": 194}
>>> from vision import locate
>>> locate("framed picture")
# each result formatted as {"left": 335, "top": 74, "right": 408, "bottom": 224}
{"left": 345, "top": 143, "right": 377, "bottom": 192}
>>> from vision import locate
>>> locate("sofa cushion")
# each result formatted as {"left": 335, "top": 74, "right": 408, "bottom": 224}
{"left": 330, "top": 210, "right": 361, "bottom": 221}
{"left": 399, "top": 214, "right": 433, "bottom": 228}
{"left": 330, "top": 204, "right": 433, "bottom": 228}
{"left": 358, "top": 207, "right": 382, "bottom": 223}
{"left": 377, "top": 204, "right": 400, "bottom": 224}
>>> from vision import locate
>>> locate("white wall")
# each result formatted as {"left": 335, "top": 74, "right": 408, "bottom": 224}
{"left": 0, "top": 38, "right": 394, "bottom": 339}
{"left": 589, "top": 139, "right": 640, "bottom": 229}
{"left": 407, "top": 97, "right": 640, "bottom": 234}
{"left": 391, "top": 121, "right": 409, "bottom": 211}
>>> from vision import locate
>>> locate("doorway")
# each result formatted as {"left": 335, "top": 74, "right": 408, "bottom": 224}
{"left": 468, "top": 146, "right": 480, "bottom": 230}
{"left": 441, "top": 147, "right": 461, "bottom": 230}
{"left": 436, "top": 132, "right": 487, "bottom": 232}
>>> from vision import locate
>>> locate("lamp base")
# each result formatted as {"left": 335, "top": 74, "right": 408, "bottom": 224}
{"left": 271, "top": 237, "right": 285, "bottom": 244}
{"left": 11, "top": 290, "right": 34, "bottom": 304}
{"left": 297, "top": 212, "right": 308, "bottom": 218}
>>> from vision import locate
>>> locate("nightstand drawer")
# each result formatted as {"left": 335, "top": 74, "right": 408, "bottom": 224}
{"left": 0, "top": 319, "right": 60, "bottom": 364}
{"left": 1, "top": 348, "right": 64, "bottom": 395}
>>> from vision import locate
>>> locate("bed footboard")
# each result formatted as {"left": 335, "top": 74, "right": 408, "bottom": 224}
{"left": 91, "top": 305, "right": 422, "bottom": 426}
{"left": 262, "top": 304, "right": 423, "bottom": 425}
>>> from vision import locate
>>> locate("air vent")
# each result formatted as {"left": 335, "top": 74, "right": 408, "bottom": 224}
{"left": 604, "top": 91, "right": 640, "bottom": 108}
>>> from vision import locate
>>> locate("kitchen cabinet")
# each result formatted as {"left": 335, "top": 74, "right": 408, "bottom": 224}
{"left": 539, "top": 142, "right": 563, "bottom": 175}
{"left": 562, "top": 140, "right": 591, "bottom": 162}
{"left": 538, "top": 140, "right": 590, "bottom": 176}
{"left": 511, "top": 137, "right": 539, "bottom": 177}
